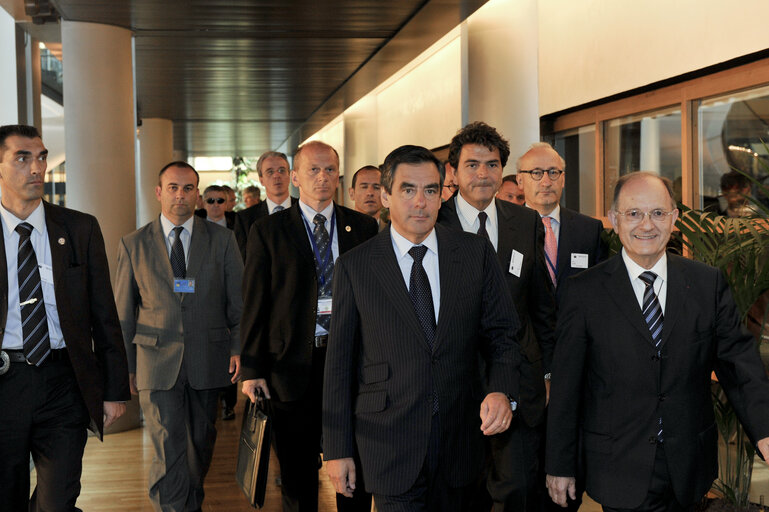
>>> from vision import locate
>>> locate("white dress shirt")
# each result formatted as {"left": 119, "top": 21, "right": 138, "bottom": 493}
{"left": 159, "top": 214, "right": 194, "bottom": 264}
{"left": 266, "top": 196, "right": 292, "bottom": 215}
{"left": 455, "top": 193, "right": 499, "bottom": 250}
{"left": 298, "top": 200, "right": 339, "bottom": 336}
{"left": 621, "top": 248, "right": 668, "bottom": 313}
{"left": 390, "top": 226, "right": 440, "bottom": 323}
{"left": 0, "top": 202, "right": 64, "bottom": 350}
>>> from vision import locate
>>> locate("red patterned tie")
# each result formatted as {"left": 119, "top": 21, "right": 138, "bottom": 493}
{"left": 542, "top": 216, "right": 557, "bottom": 286}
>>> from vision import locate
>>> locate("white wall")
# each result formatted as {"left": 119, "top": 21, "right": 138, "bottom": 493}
{"left": 539, "top": 0, "right": 769, "bottom": 115}
{"left": 0, "top": 7, "right": 17, "bottom": 124}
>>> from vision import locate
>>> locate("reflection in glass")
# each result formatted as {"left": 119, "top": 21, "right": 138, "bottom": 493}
{"left": 698, "top": 85, "right": 769, "bottom": 212}
{"left": 603, "top": 108, "right": 682, "bottom": 213}
{"left": 553, "top": 125, "right": 596, "bottom": 215}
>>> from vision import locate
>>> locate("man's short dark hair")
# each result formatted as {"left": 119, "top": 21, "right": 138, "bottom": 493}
{"left": 501, "top": 174, "right": 519, "bottom": 186}
{"left": 244, "top": 185, "right": 261, "bottom": 196}
{"left": 255, "top": 151, "right": 289, "bottom": 177}
{"left": 158, "top": 161, "right": 199, "bottom": 186}
{"left": 447, "top": 121, "right": 510, "bottom": 170}
{"left": 0, "top": 125, "right": 41, "bottom": 156}
{"left": 204, "top": 184, "right": 226, "bottom": 196}
{"left": 351, "top": 165, "right": 381, "bottom": 189}
{"left": 611, "top": 171, "right": 676, "bottom": 211}
{"left": 381, "top": 145, "right": 444, "bottom": 194}
{"left": 720, "top": 170, "right": 749, "bottom": 192}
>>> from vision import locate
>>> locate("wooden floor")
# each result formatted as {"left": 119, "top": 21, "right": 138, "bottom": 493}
{"left": 71, "top": 394, "right": 341, "bottom": 511}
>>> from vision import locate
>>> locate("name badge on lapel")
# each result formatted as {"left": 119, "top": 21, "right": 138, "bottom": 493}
{"left": 174, "top": 279, "right": 196, "bottom": 293}
{"left": 571, "top": 253, "right": 589, "bottom": 269}
{"left": 508, "top": 250, "right": 523, "bottom": 278}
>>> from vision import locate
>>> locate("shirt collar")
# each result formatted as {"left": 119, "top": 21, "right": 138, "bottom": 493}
{"left": 159, "top": 213, "right": 194, "bottom": 239}
{"left": 455, "top": 192, "right": 497, "bottom": 228}
{"left": 390, "top": 225, "right": 438, "bottom": 260}
{"left": 298, "top": 200, "right": 334, "bottom": 225}
{"left": 0, "top": 201, "right": 46, "bottom": 237}
{"left": 266, "top": 196, "right": 292, "bottom": 213}
{"left": 621, "top": 248, "right": 668, "bottom": 284}
{"left": 527, "top": 203, "right": 561, "bottom": 225}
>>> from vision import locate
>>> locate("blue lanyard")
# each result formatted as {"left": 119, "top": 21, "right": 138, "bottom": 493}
{"left": 300, "top": 209, "right": 336, "bottom": 287}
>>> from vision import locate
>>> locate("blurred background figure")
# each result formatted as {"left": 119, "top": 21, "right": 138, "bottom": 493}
{"left": 242, "top": 185, "right": 262, "bottom": 208}
{"left": 497, "top": 174, "right": 526, "bottom": 205}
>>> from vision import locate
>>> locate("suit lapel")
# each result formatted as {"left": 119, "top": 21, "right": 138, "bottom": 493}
{"left": 495, "top": 199, "right": 522, "bottom": 265}
{"left": 555, "top": 208, "right": 574, "bottom": 285}
{"left": 149, "top": 217, "right": 176, "bottom": 294}
{"left": 437, "top": 196, "right": 463, "bottom": 231}
{"left": 433, "top": 225, "right": 459, "bottom": 351}
{"left": 43, "top": 202, "right": 71, "bottom": 288}
{"left": 186, "top": 216, "right": 209, "bottom": 283}
{"left": 602, "top": 255, "right": 657, "bottom": 348}
{"left": 334, "top": 204, "right": 355, "bottom": 254}
{"left": 286, "top": 204, "right": 315, "bottom": 266}
{"left": 659, "top": 254, "right": 684, "bottom": 349}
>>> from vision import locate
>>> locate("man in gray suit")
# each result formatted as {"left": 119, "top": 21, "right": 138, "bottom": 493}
{"left": 115, "top": 161, "right": 244, "bottom": 512}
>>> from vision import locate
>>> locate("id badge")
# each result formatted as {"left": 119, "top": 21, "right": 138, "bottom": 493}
{"left": 318, "top": 296, "right": 333, "bottom": 316}
{"left": 508, "top": 250, "right": 523, "bottom": 277}
{"left": 571, "top": 253, "right": 589, "bottom": 269}
{"left": 174, "top": 278, "right": 196, "bottom": 293}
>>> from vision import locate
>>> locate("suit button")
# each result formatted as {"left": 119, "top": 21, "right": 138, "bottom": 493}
{"left": 658, "top": 393, "right": 666, "bottom": 401}
{"left": 648, "top": 436, "right": 657, "bottom": 444}
{"left": 431, "top": 357, "right": 438, "bottom": 364}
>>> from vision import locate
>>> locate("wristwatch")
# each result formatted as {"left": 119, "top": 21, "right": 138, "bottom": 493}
{"left": 506, "top": 394, "right": 518, "bottom": 414}
{"left": 544, "top": 372, "right": 552, "bottom": 381}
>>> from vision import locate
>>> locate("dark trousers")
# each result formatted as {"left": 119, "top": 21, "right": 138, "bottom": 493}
{"left": 221, "top": 382, "right": 237, "bottom": 409}
{"left": 602, "top": 444, "right": 690, "bottom": 512}
{"left": 486, "top": 419, "right": 534, "bottom": 512}
{"left": 374, "top": 414, "right": 466, "bottom": 512}
{"left": 0, "top": 353, "right": 90, "bottom": 512}
{"left": 139, "top": 364, "right": 219, "bottom": 512}
{"left": 270, "top": 346, "right": 371, "bottom": 512}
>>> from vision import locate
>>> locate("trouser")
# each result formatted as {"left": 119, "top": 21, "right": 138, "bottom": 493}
{"left": 139, "top": 364, "right": 219, "bottom": 512}
{"left": 0, "top": 350, "right": 89, "bottom": 512}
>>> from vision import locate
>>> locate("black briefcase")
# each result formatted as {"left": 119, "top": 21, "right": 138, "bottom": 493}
{"left": 235, "top": 392, "right": 271, "bottom": 508}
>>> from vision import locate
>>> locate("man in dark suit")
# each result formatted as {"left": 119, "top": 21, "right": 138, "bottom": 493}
{"left": 202, "top": 185, "right": 235, "bottom": 230}
{"left": 348, "top": 165, "right": 385, "bottom": 228}
{"left": 546, "top": 172, "right": 769, "bottom": 511}
{"left": 233, "top": 150, "right": 296, "bottom": 259}
{"left": 241, "top": 140, "right": 378, "bottom": 512}
{"left": 323, "top": 144, "right": 521, "bottom": 511}
{"left": 438, "top": 122, "right": 556, "bottom": 512}
{"left": 0, "top": 124, "right": 130, "bottom": 510}
{"left": 115, "top": 161, "right": 243, "bottom": 511}
{"left": 517, "top": 142, "right": 606, "bottom": 302}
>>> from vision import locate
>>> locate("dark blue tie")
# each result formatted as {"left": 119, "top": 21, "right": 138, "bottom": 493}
{"left": 313, "top": 214, "right": 334, "bottom": 330}
{"left": 16, "top": 223, "right": 51, "bottom": 366}
{"left": 170, "top": 226, "right": 186, "bottom": 278}
{"left": 272, "top": 205, "right": 284, "bottom": 214}
{"left": 640, "top": 271, "right": 664, "bottom": 441}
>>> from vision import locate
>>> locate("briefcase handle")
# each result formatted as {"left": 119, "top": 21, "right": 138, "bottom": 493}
{"left": 246, "top": 389, "right": 267, "bottom": 433}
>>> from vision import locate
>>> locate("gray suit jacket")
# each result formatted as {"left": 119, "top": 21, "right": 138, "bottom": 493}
{"left": 115, "top": 215, "right": 243, "bottom": 391}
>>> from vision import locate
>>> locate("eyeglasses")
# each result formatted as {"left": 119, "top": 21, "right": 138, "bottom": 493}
{"left": 206, "top": 198, "right": 226, "bottom": 205}
{"left": 518, "top": 168, "right": 564, "bottom": 181}
{"left": 613, "top": 209, "right": 676, "bottom": 224}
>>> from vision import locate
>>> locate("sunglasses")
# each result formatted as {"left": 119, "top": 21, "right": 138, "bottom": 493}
{"left": 206, "top": 198, "right": 226, "bottom": 205}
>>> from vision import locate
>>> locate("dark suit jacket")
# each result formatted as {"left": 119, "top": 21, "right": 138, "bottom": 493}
{"left": 240, "top": 202, "right": 378, "bottom": 401}
{"left": 233, "top": 197, "right": 298, "bottom": 260}
{"left": 554, "top": 207, "right": 607, "bottom": 303}
{"left": 545, "top": 253, "right": 769, "bottom": 508}
{"left": 322, "top": 224, "right": 521, "bottom": 495}
{"left": 438, "top": 197, "right": 556, "bottom": 427}
{"left": 0, "top": 202, "right": 130, "bottom": 438}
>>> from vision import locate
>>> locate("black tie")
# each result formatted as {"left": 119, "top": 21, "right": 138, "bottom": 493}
{"left": 16, "top": 222, "right": 51, "bottom": 366}
{"left": 640, "top": 271, "right": 664, "bottom": 441}
{"left": 313, "top": 214, "right": 334, "bottom": 330}
{"left": 408, "top": 245, "right": 436, "bottom": 346}
{"left": 477, "top": 211, "right": 490, "bottom": 240}
{"left": 170, "top": 226, "right": 186, "bottom": 278}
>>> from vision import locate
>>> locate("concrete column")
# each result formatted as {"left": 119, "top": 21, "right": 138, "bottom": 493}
{"left": 136, "top": 118, "right": 173, "bottom": 227}
{"left": 466, "top": 0, "right": 539, "bottom": 167}
{"left": 61, "top": 20, "right": 136, "bottom": 275}
{"left": 0, "top": 7, "right": 18, "bottom": 123}
{"left": 16, "top": 27, "right": 41, "bottom": 130}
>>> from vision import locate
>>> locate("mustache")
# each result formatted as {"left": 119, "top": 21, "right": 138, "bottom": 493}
{"left": 473, "top": 179, "right": 494, "bottom": 187}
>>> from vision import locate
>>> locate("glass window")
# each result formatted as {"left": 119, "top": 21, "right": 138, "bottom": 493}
{"left": 603, "top": 107, "right": 682, "bottom": 212}
{"left": 554, "top": 125, "right": 596, "bottom": 215}
{"left": 697, "top": 85, "right": 769, "bottom": 213}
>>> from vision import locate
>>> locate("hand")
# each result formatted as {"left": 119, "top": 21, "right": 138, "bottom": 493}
{"left": 129, "top": 373, "right": 138, "bottom": 396}
{"left": 758, "top": 437, "right": 769, "bottom": 462}
{"left": 103, "top": 401, "right": 126, "bottom": 429}
{"left": 546, "top": 475, "right": 576, "bottom": 507}
{"left": 242, "top": 378, "right": 270, "bottom": 402}
{"left": 545, "top": 379, "right": 551, "bottom": 406}
{"left": 326, "top": 457, "right": 357, "bottom": 498}
{"left": 479, "top": 392, "right": 513, "bottom": 435}
{"left": 229, "top": 355, "right": 241, "bottom": 383}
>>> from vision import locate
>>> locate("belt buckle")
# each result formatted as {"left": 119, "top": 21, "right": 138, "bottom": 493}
{"left": 314, "top": 336, "right": 328, "bottom": 348}
{"left": 0, "top": 350, "right": 9, "bottom": 375}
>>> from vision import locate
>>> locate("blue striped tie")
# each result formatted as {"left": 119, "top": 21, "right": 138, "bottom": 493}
{"left": 640, "top": 271, "right": 664, "bottom": 441}
{"left": 16, "top": 222, "right": 51, "bottom": 366}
